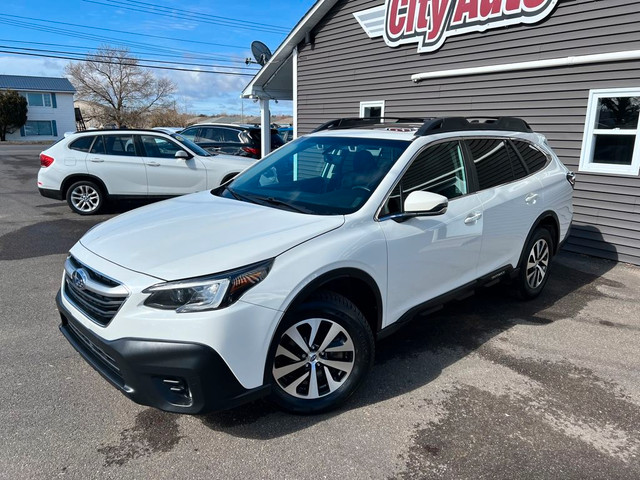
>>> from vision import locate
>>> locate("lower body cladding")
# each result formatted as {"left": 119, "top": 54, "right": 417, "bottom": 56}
{"left": 56, "top": 292, "right": 270, "bottom": 414}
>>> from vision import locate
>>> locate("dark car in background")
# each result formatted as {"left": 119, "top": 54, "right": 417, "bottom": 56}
{"left": 179, "top": 123, "right": 284, "bottom": 159}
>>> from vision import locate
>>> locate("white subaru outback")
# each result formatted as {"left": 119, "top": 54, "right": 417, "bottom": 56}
{"left": 56, "top": 117, "right": 574, "bottom": 414}
{"left": 38, "top": 129, "right": 255, "bottom": 215}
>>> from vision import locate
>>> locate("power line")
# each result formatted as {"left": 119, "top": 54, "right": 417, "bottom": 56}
{"left": 0, "top": 49, "right": 256, "bottom": 76}
{"left": 0, "top": 45, "right": 259, "bottom": 70}
{"left": 103, "top": 0, "right": 290, "bottom": 32}
{"left": 84, "top": 0, "right": 290, "bottom": 35}
{"left": 0, "top": 13, "right": 248, "bottom": 50}
{"left": 0, "top": 17, "right": 244, "bottom": 62}
{"left": 0, "top": 38, "right": 253, "bottom": 65}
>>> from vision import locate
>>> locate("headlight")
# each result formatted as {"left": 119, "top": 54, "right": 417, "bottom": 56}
{"left": 143, "top": 259, "right": 273, "bottom": 313}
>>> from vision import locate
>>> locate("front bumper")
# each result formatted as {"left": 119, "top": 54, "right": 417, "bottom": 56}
{"left": 56, "top": 291, "right": 270, "bottom": 414}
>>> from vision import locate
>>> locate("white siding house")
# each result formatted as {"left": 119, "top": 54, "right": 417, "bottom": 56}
{"left": 0, "top": 75, "right": 76, "bottom": 142}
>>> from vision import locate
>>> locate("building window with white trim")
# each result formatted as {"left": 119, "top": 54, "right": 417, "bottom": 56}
{"left": 25, "top": 92, "right": 52, "bottom": 107}
{"left": 579, "top": 88, "right": 640, "bottom": 176}
{"left": 360, "top": 100, "right": 385, "bottom": 119}
{"left": 25, "top": 120, "right": 54, "bottom": 136}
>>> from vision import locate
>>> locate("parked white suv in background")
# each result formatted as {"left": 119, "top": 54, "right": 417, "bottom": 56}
{"left": 56, "top": 117, "right": 574, "bottom": 414}
{"left": 38, "top": 129, "right": 255, "bottom": 214}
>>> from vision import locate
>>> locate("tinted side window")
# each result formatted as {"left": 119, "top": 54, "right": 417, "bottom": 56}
{"left": 386, "top": 141, "right": 467, "bottom": 215}
{"left": 69, "top": 136, "right": 95, "bottom": 152}
{"left": 180, "top": 127, "right": 198, "bottom": 142}
{"left": 104, "top": 135, "right": 136, "bottom": 156}
{"left": 140, "top": 135, "right": 182, "bottom": 158}
{"left": 199, "top": 127, "right": 224, "bottom": 141}
{"left": 90, "top": 136, "right": 105, "bottom": 154}
{"left": 220, "top": 128, "right": 241, "bottom": 142}
{"left": 467, "top": 139, "right": 515, "bottom": 190}
{"left": 513, "top": 140, "right": 549, "bottom": 174}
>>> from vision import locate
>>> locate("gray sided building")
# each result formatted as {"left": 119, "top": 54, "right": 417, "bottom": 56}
{"left": 244, "top": 0, "right": 640, "bottom": 265}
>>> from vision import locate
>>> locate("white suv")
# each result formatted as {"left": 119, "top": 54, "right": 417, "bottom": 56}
{"left": 55, "top": 117, "right": 574, "bottom": 414}
{"left": 38, "top": 129, "right": 255, "bottom": 214}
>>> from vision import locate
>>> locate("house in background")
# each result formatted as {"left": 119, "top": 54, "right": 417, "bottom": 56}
{"left": 0, "top": 74, "right": 75, "bottom": 141}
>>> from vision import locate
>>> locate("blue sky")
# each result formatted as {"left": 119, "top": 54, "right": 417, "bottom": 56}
{"left": 0, "top": 0, "right": 316, "bottom": 116}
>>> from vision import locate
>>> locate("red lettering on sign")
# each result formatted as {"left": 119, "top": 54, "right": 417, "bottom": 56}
{"left": 504, "top": 0, "right": 522, "bottom": 13}
{"left": 416, "top": 0, "right": 429, "bottom": 30}
{"left": 387, "top": 0, "right": 407, "bottom": 37}
{"left": 479, "top": 0, "right": 502, "bottom": 17}
{"left": 427, "top": 0, "right": 452, "bottom": 40}
{"left": 404, "top": 0, "right": 418, "bottom": 34}
{"left": 453, "top": 0, "right": 479, "bottom": 24}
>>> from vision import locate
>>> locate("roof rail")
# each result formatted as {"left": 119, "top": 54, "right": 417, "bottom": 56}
{"left": 414, "top": 117, "right": 532, "bottom": 136}
{"left": 312, "top": 117, "right": 426, "bottom": 133}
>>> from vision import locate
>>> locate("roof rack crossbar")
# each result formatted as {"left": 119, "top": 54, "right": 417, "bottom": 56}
{"left": 312, "top": 117, "right": 427, "bottom": 133}
{"left": 415, "top": 116, "right": 532, "bottom": 136}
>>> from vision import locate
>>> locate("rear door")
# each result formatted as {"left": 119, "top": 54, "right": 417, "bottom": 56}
{"left": 139, "top": 134, "right": 208, "bottom": 195}
{"left": 86, "top": 134, "right": 148, "bottom": 195}
{"left": 465, "top": 137, "right": 544, "bottom": 274}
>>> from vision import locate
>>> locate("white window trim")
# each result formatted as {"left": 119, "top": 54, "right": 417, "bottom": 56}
{"left": 25, "top": 92, "right": 52, "bottom": 108}
{"left": 359, "top": 100, "right": 385, "bottom": 119}
{"left": 579, "top": 88, "right": 640, "bottom": 176}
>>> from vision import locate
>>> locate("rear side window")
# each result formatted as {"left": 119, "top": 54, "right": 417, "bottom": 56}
{"left": 69, "top": 136, "right": 95, "bottom": 152}
{"left": 466, "top": 138, "right": 526, "bottom": 190}
{"left": 104, "top": 135, "right": 136, "bottom": 156}
{"left": 513, "top": 141, "right": 549, "bottom": 174}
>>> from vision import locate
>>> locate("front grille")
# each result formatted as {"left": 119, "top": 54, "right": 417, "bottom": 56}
{"left": 63, "top": 256, "right": 128, "bottom": 327}
{"left": 66, "top": 320, "right": 122, "bottom": 381}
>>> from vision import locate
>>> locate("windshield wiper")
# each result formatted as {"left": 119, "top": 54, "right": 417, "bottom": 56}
{"left": 259, "top": 196, "right": 313, "bottom": 214}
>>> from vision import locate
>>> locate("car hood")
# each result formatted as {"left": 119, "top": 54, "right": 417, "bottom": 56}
{"left": 80, "top": 191, "right": 345, "bottom": 280}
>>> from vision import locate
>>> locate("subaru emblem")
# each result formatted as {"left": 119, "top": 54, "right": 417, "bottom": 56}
{"left": 72, "top": 268, "right": 89, "bottom": 290}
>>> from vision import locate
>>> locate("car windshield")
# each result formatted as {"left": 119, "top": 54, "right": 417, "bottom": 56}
{"left": 216, "top": 136, "right": 411, "bottom": 215}
{"left": 171, "top": 133, "right": 211, "bottom": 157}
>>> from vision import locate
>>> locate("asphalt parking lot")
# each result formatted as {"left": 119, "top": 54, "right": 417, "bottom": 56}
{"left": 1, "top": 144, "right": 639, "bottom": 479}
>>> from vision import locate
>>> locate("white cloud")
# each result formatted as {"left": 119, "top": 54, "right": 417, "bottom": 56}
{"left": 0, "top": 55, "right": 292, "bottom": 116}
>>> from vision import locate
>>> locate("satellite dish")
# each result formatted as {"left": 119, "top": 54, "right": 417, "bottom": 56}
{"left": 251, "top": 41, "right": 273, "bottom": 66}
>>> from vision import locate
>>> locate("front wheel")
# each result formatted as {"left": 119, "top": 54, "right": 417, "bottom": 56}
{"left": 267, "top": 291, "right": 374, "bottom": 414}
{"left": 516, "top": 227, "right": 554, "bottom": 299}
{"left": 66, "top": 180, "right": 104, "bottom": 215}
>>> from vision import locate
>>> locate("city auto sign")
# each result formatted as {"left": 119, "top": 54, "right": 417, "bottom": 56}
{"left": 354, "top": 0, "right": 558, "bottom": 54}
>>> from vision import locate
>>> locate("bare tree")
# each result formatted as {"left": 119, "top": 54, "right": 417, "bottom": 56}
{"left": 66, "top": 46, "right": 176, "bottom": 128}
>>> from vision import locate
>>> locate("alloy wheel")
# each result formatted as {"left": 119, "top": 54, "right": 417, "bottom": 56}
{"left": 70, "top": 185, "right": 100, "bottom": 213}
{"left": 526, "top": 238, "right": 550, "bottom": 289}
{"left": 272, "top": 318, "right": 356, "bottom": 400}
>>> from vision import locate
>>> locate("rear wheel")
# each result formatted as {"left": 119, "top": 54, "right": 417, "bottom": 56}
{"left": 66, "top": 180, "right": 104, "bottom": 215}
{"left": 268, "top": 291, "right": 374, "bottom": 414}
{"left": 516, "top": 227, "right": 554, "bottom": 299}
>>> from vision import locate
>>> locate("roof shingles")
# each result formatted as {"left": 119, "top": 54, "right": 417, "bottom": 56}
{"left": 0, "top": 74, "right": 75, "bottom": 93}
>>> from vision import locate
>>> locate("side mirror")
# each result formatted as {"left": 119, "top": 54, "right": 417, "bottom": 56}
{"left": 404, "top": 191, "right": 448, "bottom": 215}
{"left": 175, "top": 150, "right": 191, "bottom": 160}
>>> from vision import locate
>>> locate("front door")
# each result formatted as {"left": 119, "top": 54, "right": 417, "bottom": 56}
{"left": 139, "top": 134, "right": 208, "bottom": 196}
{"left": 379, "top": 140, "right": 484, "bottom": 326}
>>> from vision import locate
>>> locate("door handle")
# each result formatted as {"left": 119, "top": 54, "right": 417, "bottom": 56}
{"left": 146, "top": 162, "right": 161, "bottom": 167}
{"left": 464, "top": 212, "right": 482, "bottom": 224}
{"left": 525, "top": 193, "right": 539, "bottom": 204}
{"left": 89, "top": 158, "right": 104, "bottom": 163}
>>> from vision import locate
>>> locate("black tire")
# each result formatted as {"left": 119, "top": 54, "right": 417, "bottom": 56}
{"left": 267, "top": 291, "right": 374, "bottom": 414}
{"left": 66, "top": 180, "right": 104, "bottom": 215}
{"left": 516, "top": 227, "right": 554, "bottom": 300}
